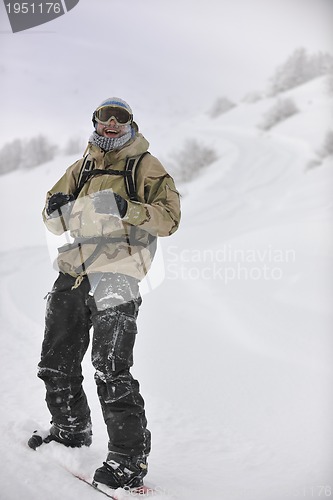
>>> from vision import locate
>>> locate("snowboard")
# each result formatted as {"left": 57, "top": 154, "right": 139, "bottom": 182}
{"left": 72, "top": 474, "right": 155, "bottom": 499}
{"left": 71, "top": 474, "right": 118, "bottom": 500}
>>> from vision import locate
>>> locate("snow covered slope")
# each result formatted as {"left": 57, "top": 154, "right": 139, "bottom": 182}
{"left": 0, "top": 76, "right": 332, "bottom": 500}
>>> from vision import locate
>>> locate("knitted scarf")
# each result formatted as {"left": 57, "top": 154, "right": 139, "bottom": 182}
{"left": 89, "top": 128, "right": 133, "bottom": 152}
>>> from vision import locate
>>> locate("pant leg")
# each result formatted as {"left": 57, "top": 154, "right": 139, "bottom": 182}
{"left": 90, "top": 296, "right": 151, "bottom": 458}
{"left": 38, "top": 273, "right": 92, "bottom": 432}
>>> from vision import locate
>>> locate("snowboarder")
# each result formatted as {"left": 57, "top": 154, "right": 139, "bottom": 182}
{"left": 37, "top": 97, "right": 181, "bottom": 491}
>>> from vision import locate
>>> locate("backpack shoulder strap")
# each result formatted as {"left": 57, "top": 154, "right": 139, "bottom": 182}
{"left": 124, "top": 151, "right": 150, "bottom": 201}
{"left": 73, "top": 154, "right": 95, "bottom": 199}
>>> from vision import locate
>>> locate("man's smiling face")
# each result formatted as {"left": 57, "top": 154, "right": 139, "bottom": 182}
{"left": 96, "top": 119, "right": 130, "bottom": 139}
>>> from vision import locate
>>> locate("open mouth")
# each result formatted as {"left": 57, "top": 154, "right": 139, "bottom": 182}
{"left": 104, "top": 128, "right": 120, "bottom": 137}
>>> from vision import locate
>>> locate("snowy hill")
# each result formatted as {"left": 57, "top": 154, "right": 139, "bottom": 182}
{"left": 0, "top": 75, "right": 332, "bottom": 500}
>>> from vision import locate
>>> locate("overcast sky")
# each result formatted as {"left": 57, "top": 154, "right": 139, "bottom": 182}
{"left": 0, "top": 0, "right": 332, "bottom": 145}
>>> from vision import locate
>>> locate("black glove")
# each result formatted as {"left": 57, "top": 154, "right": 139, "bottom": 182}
{"left": 93, "top": 190, "right": 128, "bottom": 218}
{"left": 46, "top": 192, "right": 74, "bottom": 217}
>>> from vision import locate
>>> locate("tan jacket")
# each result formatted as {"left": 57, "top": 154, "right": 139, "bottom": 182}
{"left": 43, "top": 133, "right": 181, "bottom": 279}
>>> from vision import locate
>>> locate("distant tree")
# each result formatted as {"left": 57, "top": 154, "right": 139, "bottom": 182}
{"left": 308, "top": 51, "right": 333, "bottom": 79}
{"left": 22, "top": 135, "right": 58, "bottom": 169}
{"left": 0, "top": 135, "right": 59, "bottom": 175}
{"left": 307, "top": 130, "right": 333, "bottom": 170}
{"left": 258, "top": 98, "right": 299, "bottom": 130}
{"left": 63, "top": 136, "right": 85, "bottom": 155}
{"left": 241, "top": 91, "right": 264, "bottom": 103}
{"left": 168, "top": 139, "right": 218, "bottom": 183}
{"left": 317, "top": 130, "right": 333, "bottom": 158}
{"left": 268, "top": 47, "right": 333, "bottom": 96}
{"left": 327, "top": 73, "right": 333, "bottom": 96}
{"left": 208, "top": 97, "right": 236, "bottom": 118}
{"left": 0, "top": 139, "right": 24, "bottom": 175}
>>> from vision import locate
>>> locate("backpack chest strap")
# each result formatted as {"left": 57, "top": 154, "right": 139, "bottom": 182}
{"left": 73, "top": 151, "right": 150, "bottom": 201}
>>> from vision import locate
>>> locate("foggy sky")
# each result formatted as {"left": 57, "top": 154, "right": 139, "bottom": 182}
{"left": 0, "top": 0, "right": 332, "bottom": 145}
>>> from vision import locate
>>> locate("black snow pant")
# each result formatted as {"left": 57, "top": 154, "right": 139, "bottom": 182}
{"left": 38, "top": 272, "right": 151, "bottom": 458}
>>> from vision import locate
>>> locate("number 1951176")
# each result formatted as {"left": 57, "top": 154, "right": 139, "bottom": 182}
{"left": 5, "top": 3, "right": 62, "bottom": 14}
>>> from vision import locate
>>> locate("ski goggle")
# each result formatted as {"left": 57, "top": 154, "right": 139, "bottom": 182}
{"left": 94, "top": 106, "right": 133, "bottom": 125}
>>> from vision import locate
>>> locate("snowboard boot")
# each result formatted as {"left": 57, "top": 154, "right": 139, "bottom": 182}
{"left": 93, "top": 454, "right": 148, "bottom": 490}
{"left": 45, "top": 423, "right": 92, "bottom": 448}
